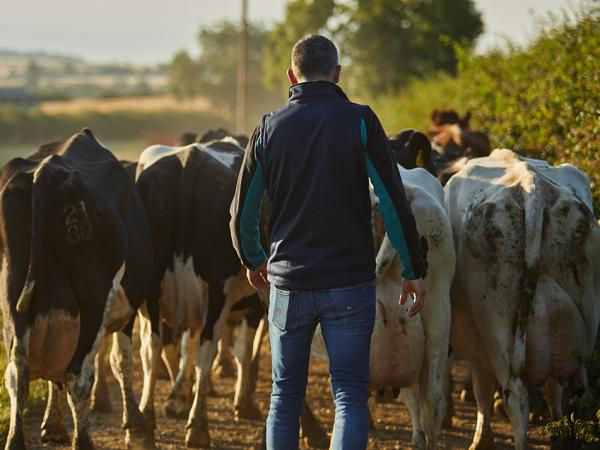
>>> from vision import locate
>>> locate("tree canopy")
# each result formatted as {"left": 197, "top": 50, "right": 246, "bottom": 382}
{"left": 262, "top": 0, "right": 483, "bottom": 95}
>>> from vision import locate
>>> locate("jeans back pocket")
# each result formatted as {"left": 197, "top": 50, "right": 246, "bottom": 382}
{"left": 268, "top": 286, "right": 298, "bottom": 331}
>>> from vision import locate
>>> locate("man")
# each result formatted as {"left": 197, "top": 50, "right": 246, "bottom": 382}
{"left": 230, "top": 35, "right": 426, "bottom": 450}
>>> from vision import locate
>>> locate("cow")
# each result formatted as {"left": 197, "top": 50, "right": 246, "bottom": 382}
{"left": 427, "top": 109, "right": 490, "bottom": 160}
{"left": 0, "top": 129, "right": 155, "bottom": 450}
{"left": 445, "top": 149, "right": 600, "bottom": 449}
{"left": 197, "top": 128, "right": 250, "bottom": 148}
{"left": 388, "top": 130, "right": 436, "bottom": 176}
{"left": 424, "top": 109, "right": 490, "bottom": 186}
{"left": 133, "top": 138, "right": 265, "bottom": 447}
{"left": 309, "top": 165, "right": 455, "bottom": 450}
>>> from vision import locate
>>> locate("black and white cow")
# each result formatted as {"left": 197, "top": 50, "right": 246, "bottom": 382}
{"left": 0, "top": 129, "right": 154, "bottom": 450}
{"left": 134, "top": 137, "right": 265, "bottom": 447}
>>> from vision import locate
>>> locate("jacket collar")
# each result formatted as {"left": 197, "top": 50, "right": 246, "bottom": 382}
{"left": 288, "top": 80, "right": 349, "bottom": 102}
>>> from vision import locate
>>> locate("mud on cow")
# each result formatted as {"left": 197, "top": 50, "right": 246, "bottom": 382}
{"left": 0, "top": 129, "right": 153, "bottom": 450}
{"left": 445, "top": 149, "right": 600, "bottom": 450}
{"left": 310, "top": 166, "right": 454, "bottom": 450}
{"left": 135, "top": 137, "right": 264, "bottom": 448}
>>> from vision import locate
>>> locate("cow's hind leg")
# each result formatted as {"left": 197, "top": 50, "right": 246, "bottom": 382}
{"left": 401, "top": 383, "right": 426, "bottom": 450}
{"left": 110, "top": 329, "right": 156, "bottom": 450}
{"left": 138, "top": 304, "right": 162, "bottom": 430}
{"left": 469, "top": 362, "right": 496, "bottom": 450}
{"left": 90, "top": 335, "right": 112, "bottom": 413}
{"left": 500, "top": 375, "right": 528, "bottom": 450}
{"left": 41, "top": 381, "right": 70, "bottom": 443}
{"left": 544, "top": 378, "right": 563, "bottom": 421}
{"left": 166, "top": 330, "right": 198, "bottom": 419}
{"left": 233, "top": 307, "right": 262, "bottom": 420}
{"left": 4, "top": 336, "right": 29, "bottom": 450}
{"left": 248, "top": 316, "right": 267, "bottom": 391}
{"left": 420, "top": 340, "right": 449, "bottom": 449}
{"left": 66, "top": 358, "right": 96, "bottom": 450}
{"left": 299, "top": 401, "right": 330, "bottom": 449}
{"left": 214, "top": 322, "right": 235, "bottom": 378}
{"left": 185, "top": 287, "right": 233, "bottom": 448}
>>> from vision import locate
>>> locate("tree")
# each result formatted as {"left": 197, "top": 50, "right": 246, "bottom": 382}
{"left": 263, "top": 0, "right": 336, "bottom": 91}
{"left": 167, "top": 50, "right": 201, "bottom": 101}
{"left": 263, "top": 0, "right": 484, "bottom": 95}
{"left": 344, "top": 0, "right": 483, "bottom": 93}
{"left": 166, "top": 21, "right": 281, "bottom": 130}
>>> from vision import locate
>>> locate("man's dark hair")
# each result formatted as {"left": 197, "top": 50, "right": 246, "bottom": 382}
{"left": 291, "top": 35, "right": 339, "bottom": 80}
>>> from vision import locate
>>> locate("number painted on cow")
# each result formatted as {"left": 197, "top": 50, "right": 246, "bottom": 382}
{"left": 63, "top": 201, "right": 93, "bottom": 244}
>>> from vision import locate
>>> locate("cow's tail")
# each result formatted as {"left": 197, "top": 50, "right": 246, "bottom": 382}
{"left": 511, "top": 170, "right": 545, "bottom": 375}
{"left": 16, "top": 158, "right": 67, "bottom": 314}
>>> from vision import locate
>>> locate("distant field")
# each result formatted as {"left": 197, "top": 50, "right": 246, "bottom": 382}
{"left": 39, "top": 95, "right": 219, "bottom": 115}
{"left": 0, "top": 139, "right": 147, "bottom": 166}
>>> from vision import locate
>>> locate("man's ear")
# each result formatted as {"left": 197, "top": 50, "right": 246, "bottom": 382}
{"left": 332, "top": 65, "right": 341, "bottom": 84}
{"left": 287, "top": 68, "right": 298, "bottom": 86}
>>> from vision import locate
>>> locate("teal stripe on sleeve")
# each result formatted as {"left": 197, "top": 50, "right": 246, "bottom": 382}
{"left": 239, "top": 163, "right": 267, "bottom": 269}
{"left": 360, "top": 118, "right": 368, "bottom": 148}
{"left": 364, "top": 151, "right": 416, "bottom": 280}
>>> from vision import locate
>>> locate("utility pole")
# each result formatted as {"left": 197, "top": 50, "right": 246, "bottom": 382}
{"left": 236, "top": 0, "right": 248, "bottom": 134}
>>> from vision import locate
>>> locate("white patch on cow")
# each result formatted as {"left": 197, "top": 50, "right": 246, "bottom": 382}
{"left": 160, "top": 254, "right": 209, "bottom": 336}
{"left": 138, "top": 145, "right": 189, "bottom": 174}
{"left": 223, "top": 271, "right": 255, "bottom": 303}
{"left": 28, "top": 310, "right": 80, "bottom": 381}
{"left": 195, "top": 144, "right": 238, "bottom": 170}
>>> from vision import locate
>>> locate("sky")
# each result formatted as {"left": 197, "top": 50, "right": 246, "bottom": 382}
{"left": 0, "top": 0, "right": 582, "bottom": 64}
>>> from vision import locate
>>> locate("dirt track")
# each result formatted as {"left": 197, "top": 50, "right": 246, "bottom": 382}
{"left": 23, "top": 336, "right": 551, "bottom": 450}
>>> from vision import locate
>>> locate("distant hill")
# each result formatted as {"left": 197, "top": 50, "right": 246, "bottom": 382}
{"left": 0, "top": 49, "right": 85, "bottom": 64}
{"left": 0, "top": 48, "right": 167, "bottom": 98}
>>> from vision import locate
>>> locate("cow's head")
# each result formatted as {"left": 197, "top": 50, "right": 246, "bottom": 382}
{"left": 388, "top": 129, "right": 436, "bottom": 176}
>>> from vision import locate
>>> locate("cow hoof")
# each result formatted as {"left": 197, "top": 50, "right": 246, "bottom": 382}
{"left": 214, "top": 359, "right": 236, "bottom": 379}
{"left": 41, "top": 423, "right": 71, "bottom": 443}
{"left": 72, "top": 432, "right": 95, "bottom": 450}
{"left": 460, "top": 388, "right": 474, "bottom": 403}
{"left": 234, "top": 401, "right": 262, "bottom": 421}
{"left": 469, "top": 432, "right": 495, "bottom": 450}
{"left": 411, "top": 431, "right": 426, "bottom": 450}
{"left": 493, "top": 398, "right": 507, "bottom": 418}
{"left": 442, "top": 400, "right": 456, "bottom": 429}
{"left": 185, "top": 425, "right": 211, "bottom": 448}
{"left": 126, "top": 429, "right": 157, "bottom": 450}
{"left": 165, "top": 395, "right": 191, "bottom": 420}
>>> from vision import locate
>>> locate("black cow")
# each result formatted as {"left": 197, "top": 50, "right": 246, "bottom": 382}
{"left": 0, "top": 129, "right": 154, "bottom": 450}
{"left": 197, "top": 128, "right": 250, "bottom": 148}
{"left": 134, "top": 139, "right": 265, "bottom": 447}
{"left": 388, "top": 129, "right": 436, "bottom": 175}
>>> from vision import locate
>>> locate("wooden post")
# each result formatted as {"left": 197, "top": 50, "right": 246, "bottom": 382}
{"left": 236, "top": 0, "right": 248, "bottom": 134}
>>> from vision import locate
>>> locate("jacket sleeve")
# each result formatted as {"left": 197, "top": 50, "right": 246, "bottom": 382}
{"left": 229, "top": 125, "right": 268, "bottom": 270}
{"left": 361, "top": 107, "right": 426, "bottom": 280}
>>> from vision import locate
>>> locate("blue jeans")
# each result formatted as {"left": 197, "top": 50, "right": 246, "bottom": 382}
{"left": 266, "top": 281, "right": 376, "bottom": 450}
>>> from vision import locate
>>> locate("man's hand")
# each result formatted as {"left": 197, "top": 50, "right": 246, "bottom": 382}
{"left": 247, "top": 261, "right": 269, "bottom": 293}
{"left": 400, "top": 278, "right": 426, "bottom": 318}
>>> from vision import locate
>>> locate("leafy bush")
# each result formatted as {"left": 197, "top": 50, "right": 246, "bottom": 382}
{"left": 456, "top": 4, "right": 599, "bottom": 211}
{"left": 372, "top": 2, "right": 599, "bottom": 213}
